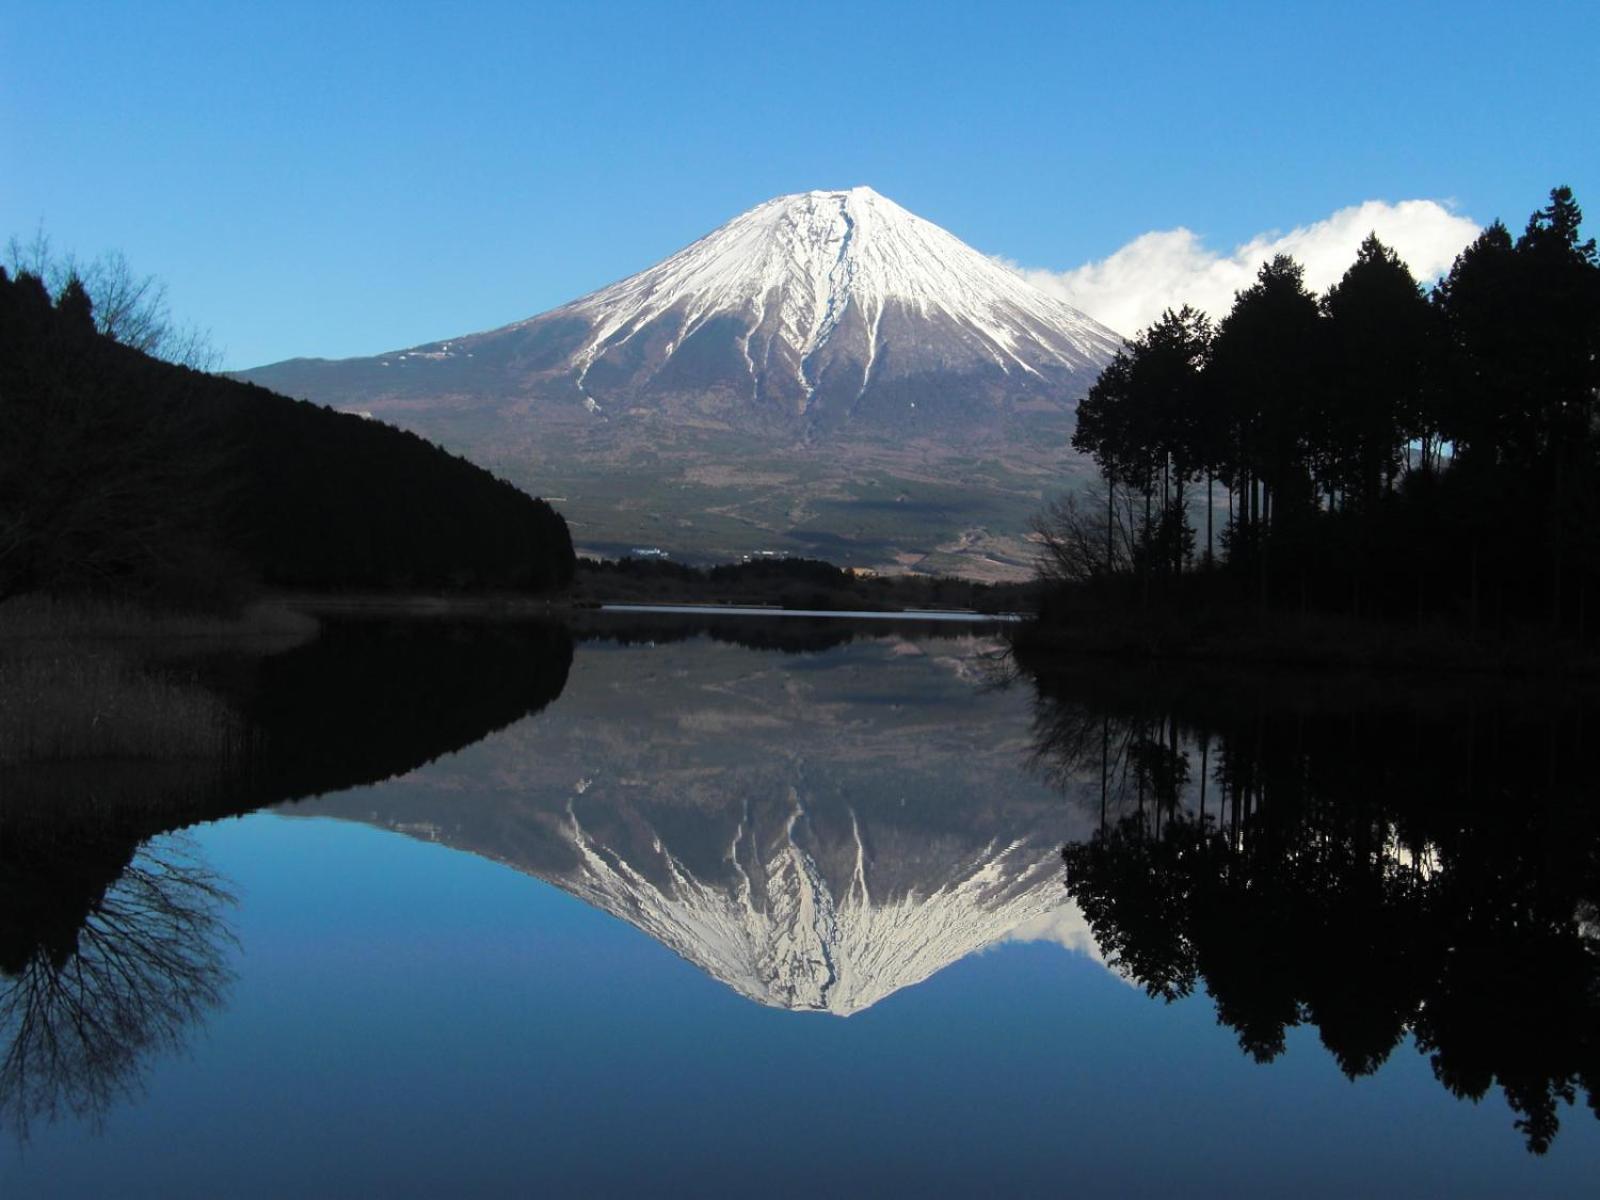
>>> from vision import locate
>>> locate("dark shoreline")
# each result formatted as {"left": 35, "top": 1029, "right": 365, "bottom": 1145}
{"left": 1009, "top": 606, "right": 1600, "bottom": 678}
{"left": 10, "top": 586, "right": 1591, "bottom": 678}
{"left": 270, "top": 592, "right": 1023, "bottom": 623}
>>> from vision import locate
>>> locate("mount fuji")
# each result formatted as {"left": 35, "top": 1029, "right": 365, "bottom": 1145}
{"left": 240, "top": 188, "right": 1120, "bottom": 576}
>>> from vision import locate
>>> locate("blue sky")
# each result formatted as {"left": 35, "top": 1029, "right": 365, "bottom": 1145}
{"left": 5, "top": 0, "right": 1596, "bottom": 367}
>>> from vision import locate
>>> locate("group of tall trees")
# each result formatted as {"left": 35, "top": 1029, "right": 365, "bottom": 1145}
{"left": 1055, "top": 186, "right": 1600, "bottom": 636}
{"left": 0, "top": 266, "right": 575, "bottom": 606}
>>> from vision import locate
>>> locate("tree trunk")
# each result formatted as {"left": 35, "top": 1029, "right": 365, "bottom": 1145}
{"left": 1105, "top": 474, "right": 1115, "bottom": 578}
{"left": 1206, "top": 472, "right": 1215, "bottom": 565}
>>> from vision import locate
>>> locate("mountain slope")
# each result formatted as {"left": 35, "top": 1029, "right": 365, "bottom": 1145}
{"left": 241, "top": 189, "right": 1120, "bottom": 576}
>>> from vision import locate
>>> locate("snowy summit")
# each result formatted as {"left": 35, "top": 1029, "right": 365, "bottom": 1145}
{"left": 551, "top": 186, "right": 1120, "bottom": 411}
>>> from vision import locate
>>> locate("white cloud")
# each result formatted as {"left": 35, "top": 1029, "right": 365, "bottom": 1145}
{"left": 1003, "top": 901, "right": 1142, "bottom": 989}
{"left": 1004, "top": 901, "right": 1104, "bottom": 959}
{"left": 1010, "top": 200, "right": 1481, "bottom": 339}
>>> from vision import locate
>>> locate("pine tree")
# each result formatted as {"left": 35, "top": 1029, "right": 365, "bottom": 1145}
{"left": 1322, "top": 234, "right": 1434, "bottom": 510}
{"left": 54, "top": 275, "right": 94, "bottom": 332}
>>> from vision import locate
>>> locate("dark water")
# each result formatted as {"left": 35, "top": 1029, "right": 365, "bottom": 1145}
{"left": 3, "top": 617, "right": 1597, "bottom": 1196}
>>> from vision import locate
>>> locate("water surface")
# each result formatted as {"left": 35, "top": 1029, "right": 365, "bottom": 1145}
{"left": 3, "top": 619, "right": 1596, "bottom": 1196}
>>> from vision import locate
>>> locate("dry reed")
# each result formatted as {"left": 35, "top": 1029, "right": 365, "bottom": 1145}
{"left": 0, "top": 593, "right": 316, "bottom": 648}
{"left": 0, "top": 645, "right": 245, "bottom": 765}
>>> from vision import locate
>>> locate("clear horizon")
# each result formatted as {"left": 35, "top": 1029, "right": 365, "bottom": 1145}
{"left": 6, "top": 0, "right": 1596, "bottom": 368}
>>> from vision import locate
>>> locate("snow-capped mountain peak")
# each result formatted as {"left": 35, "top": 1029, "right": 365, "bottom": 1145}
{"left": 550, "top": 186, "right": 1119, "bottom": 408}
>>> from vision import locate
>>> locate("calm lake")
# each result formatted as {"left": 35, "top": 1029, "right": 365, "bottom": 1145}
{"left": 3, "top": 616, "right": 1597, "bottom": 1197}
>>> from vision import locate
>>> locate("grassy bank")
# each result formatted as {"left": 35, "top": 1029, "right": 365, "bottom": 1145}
{"left": 0, "top": 593, "right": 317, "bottom": 645}
{"left": 0, "top": 648, "right": 243, "bottom": 765}
{"left": 0, "top": 595, "right": 316, "bottom": 769}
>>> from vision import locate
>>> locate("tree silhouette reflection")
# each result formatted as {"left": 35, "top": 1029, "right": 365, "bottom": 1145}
{"left": 0, "top": 614, "right": 578, "bottom": 1142}
{"left": 1028, "top": 668, "right": 1600, "bottom": 1153}
{"left": 0, "top": 834, "right": 236, "bottom": 1138}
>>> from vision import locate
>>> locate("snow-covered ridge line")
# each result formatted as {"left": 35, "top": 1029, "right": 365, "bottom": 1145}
{"left": 538, "top": 186, "right": 1120, "bottom": 404}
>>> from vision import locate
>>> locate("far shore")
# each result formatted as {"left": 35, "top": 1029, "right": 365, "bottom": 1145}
{"left": 598, "top": 602, "right": 1023, "bottom": 622}
{"left": 269, "top": 592, "right": 1023, "bottom": 623}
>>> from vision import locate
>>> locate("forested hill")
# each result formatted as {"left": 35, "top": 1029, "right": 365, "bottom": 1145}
{"left": 0, "top": 269, "right": 575, "bottom": 604}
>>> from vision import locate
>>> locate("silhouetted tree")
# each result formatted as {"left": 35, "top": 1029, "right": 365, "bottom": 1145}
{"left": 53, "top": 275, "right": 95, "bottom": 333}
{"left": 1208, "top": 255, "right": 1323, "bottom": 560}
{"left": 1321, "top": 234, "right": 1436, "bottom": 505}
{"left": 1070, "top": 307, "right": 1211, "bottom": 584}
{"left": 1072, "top": 348, "right": 1139, "bottom": 577}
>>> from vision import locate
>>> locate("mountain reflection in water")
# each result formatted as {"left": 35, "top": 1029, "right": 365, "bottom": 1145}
{"left": 1025, "top": 663, "right": 1600, "bottom": 1154}
{"left": 291, "top": 619, "right": 1090, "bottom": 1015}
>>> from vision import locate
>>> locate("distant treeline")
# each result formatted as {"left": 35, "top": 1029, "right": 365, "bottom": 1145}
{"left": 0, "top": 269, "right": 574, "bottom": 606}
{"left": 1043, "top": 186, "right": 1600, "bottom": 640}
{"left": 575, "top": 555, "right": 1030, "bottom": 612}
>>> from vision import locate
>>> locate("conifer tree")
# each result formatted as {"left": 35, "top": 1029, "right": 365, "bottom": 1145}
{"left": 1322, "top": 234, "right": 1434, "bottom": 509}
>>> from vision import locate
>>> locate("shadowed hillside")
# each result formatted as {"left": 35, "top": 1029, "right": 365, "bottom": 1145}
{"left": 0, "top": 269, "right": 574, "bottom": 606}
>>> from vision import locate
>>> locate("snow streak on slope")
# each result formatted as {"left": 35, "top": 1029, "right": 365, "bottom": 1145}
{"left": 556, "top": 788, "right": 1067, "bottom": 1016}
{"left": 548, "top": 187, "right": 1121, "bottom": 405}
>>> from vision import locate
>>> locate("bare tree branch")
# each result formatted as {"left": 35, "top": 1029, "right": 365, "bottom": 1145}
{"left": 4, "top": 230, "right": 222, "bottom": 371}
